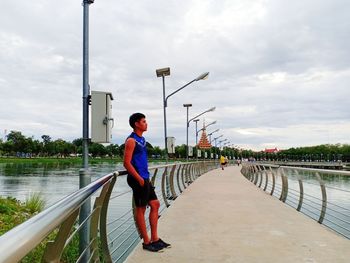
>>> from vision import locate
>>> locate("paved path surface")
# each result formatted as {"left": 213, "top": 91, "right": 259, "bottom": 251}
{"left": 126, "top": 166, "right": 350, "bottom": 263}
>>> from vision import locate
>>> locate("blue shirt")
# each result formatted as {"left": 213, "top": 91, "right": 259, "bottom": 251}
{"left": 127, "top": 132, "right": 150, "bottom": 179}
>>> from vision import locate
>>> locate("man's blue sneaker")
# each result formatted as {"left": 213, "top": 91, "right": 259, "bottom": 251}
{"left": 142, "top": 242, "right": 163, "bottom": 252}
{"left": 152, "top": 238, "right": 171, "bottom": 249}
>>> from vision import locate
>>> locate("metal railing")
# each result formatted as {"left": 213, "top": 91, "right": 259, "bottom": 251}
{"left": 0, "top": 161, "right": 219, "bottom": 263}
{"left": 241, "top": 163, "right": 350, "bottom": 239}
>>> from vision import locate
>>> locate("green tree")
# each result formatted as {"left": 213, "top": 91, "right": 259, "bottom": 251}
{"left": 89, "top": 142, "right": 108, "bottom": 157}
{"left": 6, "top": 131, "right": 27, "bottom": 153}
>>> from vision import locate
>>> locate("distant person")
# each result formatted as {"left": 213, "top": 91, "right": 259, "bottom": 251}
{"left": 124, "top": 113, "right": 170, "bottom": 252}
{"left": 224, "top": 156, "right": 229, "bottom": 167}
{"left": 220, "top": 155, "right": 227, "bottom": 170}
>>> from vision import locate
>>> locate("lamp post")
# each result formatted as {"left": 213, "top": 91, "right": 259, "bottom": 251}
{"left": 186, "top": 106, "right": 216, "bottom": 160}
{"left": 156, "top": 67, "right": 171, "bottom": 161}
{"left": 80, "top": 0, "right": 94, "bottom": 260}
{"left": 183, "top": 103, "right": 192, "bottom": 161}
{"left": 193, "top": 119, "right": 200, "bottom": 155}
{"left": 213, "top": 135, "right": 223, "bottom": 159}
{"left": 213, "top": 135, "right": 223, "bottom": 147}
{"left": 218, "top": 138, "right": 228, "bottom": 150}
{"left": 196, "top": 120, "right": 217, "bottom": 138}
{"left": 207, "top": 129, "right": 219, "bottom": 144}
{"left": 156, "top": 68, "right": 209, "bottom": 162}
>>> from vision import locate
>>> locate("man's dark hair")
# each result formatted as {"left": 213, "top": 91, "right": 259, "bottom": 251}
{"left": 129, "top": 113, "right": 146, "bottom": 128}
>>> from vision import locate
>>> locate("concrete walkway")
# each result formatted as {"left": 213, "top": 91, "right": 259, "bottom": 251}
{"left": 126, "top": 166, "right": 350, "bottom": 263}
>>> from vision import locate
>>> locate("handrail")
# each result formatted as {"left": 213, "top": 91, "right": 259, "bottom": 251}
{"left": 0, "top": 160, "right": 220, "bottom": 262}
{"left": 0, "top": 171, "right": 118, "bottom": 263}
{"left": 241, "top": 162, "right": 350, "bottom": 239}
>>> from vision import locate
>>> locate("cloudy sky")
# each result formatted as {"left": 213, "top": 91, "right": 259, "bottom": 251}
{"left": 1, "top": 0, "right": 349, "bottom": 151}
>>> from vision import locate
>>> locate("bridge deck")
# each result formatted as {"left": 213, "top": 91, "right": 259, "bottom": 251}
{"left": 126, "top": 166, "right": 350, "bottom": 263}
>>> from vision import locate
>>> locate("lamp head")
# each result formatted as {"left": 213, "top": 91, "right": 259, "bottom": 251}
{"left": 183, "top": 103, "right": 192, "bottom": 107}
{"left": 195, "top": 72, "right": 209, "bottom": 81}
{"left": 209, "top": 106, "right": 216, "bottom": 112}
{"left": 156, "top": 67, "right": 170, "bottom": 77}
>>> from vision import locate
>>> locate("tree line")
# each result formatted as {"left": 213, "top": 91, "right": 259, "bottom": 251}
{"left": 1, "top": 130, "right": 349, "bottom": 161}
{"left": 0, "top": 131, "right": 164, "bottom": 158}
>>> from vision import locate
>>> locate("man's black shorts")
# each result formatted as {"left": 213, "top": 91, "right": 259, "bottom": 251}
{"left": 127, "top": 175, "right": 158, "bottom": 207}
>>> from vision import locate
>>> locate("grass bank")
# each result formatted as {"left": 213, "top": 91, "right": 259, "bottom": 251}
{"left": 0, "top": 195, "right": 79, "bottom": 262}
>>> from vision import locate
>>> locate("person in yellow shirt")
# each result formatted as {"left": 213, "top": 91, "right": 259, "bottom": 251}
{"left": 220, "top": 155, "right": 227, "bottom": 170}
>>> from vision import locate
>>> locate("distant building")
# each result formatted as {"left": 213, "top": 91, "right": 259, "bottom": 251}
{"left": 197, "top": 125, "right": 212, "bottom": 149}
{"left": 264, "top": 147, "right": 280, "bottom": 153}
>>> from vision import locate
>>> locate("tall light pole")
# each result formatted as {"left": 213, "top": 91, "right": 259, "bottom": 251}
{"left": 218, "top": 138, "right": 228, "bottom": 150}
{"left": 213, "top": 135, "right": 223, "bottom": 147}
{"left": 187, "top": 106, "right": 216, "bottom": 160}
{"left": 156, "top": 69, "right": 209, "bottom": 161}
{"left": 156, "top": 67, "right": 171, "bottom": 162}
{"left": 196, "top": 120, "right": 217, "bottom": 138}
{"left": 213, "top": 135, "right": 223, "bottom": 159}
{"left": 207, "top": 129, "right": 219, "bottom": 144}
{"left": 81, "top": 0, "right": 94, "bottom": 260}
{"left": 183, "top": 104, "right": 192, "bottom": 161}
{"left": 193, "top": 119, "right": 200, "bottom": 148}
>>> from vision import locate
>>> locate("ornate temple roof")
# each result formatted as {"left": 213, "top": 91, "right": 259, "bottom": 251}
{"left": 197, "top": 124, "right": 212, "bottom": 149}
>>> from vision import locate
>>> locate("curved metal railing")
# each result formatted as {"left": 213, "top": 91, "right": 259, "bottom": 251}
{"left": 0, "top": 161, "right": 219, "bottom": 263}
{"left": 241, "top": 163, "right": 350, "bottom": 239}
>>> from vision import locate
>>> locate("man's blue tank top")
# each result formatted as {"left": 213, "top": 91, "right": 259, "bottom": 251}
{"left": 127, "top": 132, "right": 149, "bottom": 179}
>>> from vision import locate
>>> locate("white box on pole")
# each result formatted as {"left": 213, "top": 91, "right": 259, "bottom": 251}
{"left": 91, "top": 91, "right": 114, "bottom": 143}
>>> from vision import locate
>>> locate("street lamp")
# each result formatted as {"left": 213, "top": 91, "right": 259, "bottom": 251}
{"left": 218, "top": 138, "right": 228, "bottom": 149}
{"left": 207, "top": 129, "right": 219, "bottom": 144}
{"left": 213, "top": 135, "right": 223, "bottom": 147}
{"left": 186, "top": 106, "right": 216, "bottom": 160}
{"left": 183, "top": 103, "right": 192, "bottom": 161}
{"left": 213, "top": 135, "right": 223, "bottom": 159}
{"left": 193, "top": 119, "right": 200, "bottom": 147}
{"left": 156, "top": 68, "right": 209, "bottom": 161}
{"left": 196, "top": 120, "right": 217, "bottom": 138}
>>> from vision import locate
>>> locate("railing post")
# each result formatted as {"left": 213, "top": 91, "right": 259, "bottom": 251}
{"left": 270, "top": 168, "right": 276, "bottom": 196}
{"left": 181, "top": 164, "right": 187, "bottom": 189}
{"left": 263, "top": 167, "right": 269, "bottom": 191}
{"left": 99, "top": 173, "right": 117, "bottom": 263}
{"left": 258, "top": 166, "right": 264, "bottom": 188}
{"left": 169, "top": 164, "right": 177, "bottom": 200}
{"left": 90, "top": 177, "right": 116, "bottom": 262}
{"left": 161, "top": 167, "right": 170, "bottom": 207}
{"left": 151, "top": 168, "right": 158, "bottom": 185}
{"left": 42, "top": 210, "right": 80, "bottom": 262}
{"left": 315, "top": 172, "right": 327, "bottom": 223}
{"left": 253, "top": 165, "right": 259, "bottom": 185}
{"left": 176, "top": 164, "right": 183, "bottom": 193}
{"left": 295, "top": 170, "right": 304, "bottom": 212}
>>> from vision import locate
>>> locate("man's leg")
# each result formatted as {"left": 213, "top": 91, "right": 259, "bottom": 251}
{"left": 149, "top": 199, "right": 160, "bottom": 242}
{"left": 135, "top": 206, "right": 150, "bottom": 244}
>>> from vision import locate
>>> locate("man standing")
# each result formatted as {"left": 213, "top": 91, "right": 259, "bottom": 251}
{"left": 124, "top": 113, "right": 170, "bottom": 252}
